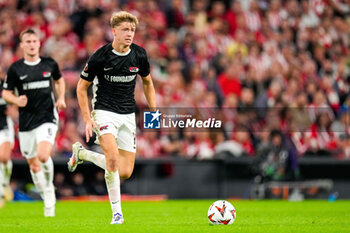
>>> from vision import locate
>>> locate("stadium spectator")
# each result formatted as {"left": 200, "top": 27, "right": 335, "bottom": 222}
{"left": 230, "top": 128, "right": 255, "bottom": 157}
{"left": 71, "top": 172, "right": 89, "bottom": 196}
{"left": 217, "top": 59, "right": 242, "bottom": 98}
{"left": 56, "top": 121, "right": 86, "bottom": 157}
{"left": 90, "top": 170, "right": 108, "bottom": 195}
{"left": 54, "top": 172, "right": 73, "bottom": 198}
{"left": 331, "top": 110, "right": 350, "bottom": 140}
{"left": 224, "top": 0, "right": 242, "bottom": 36}
{"left": 69, "top": 0, "right": 103, "bottom": 39}
{"left": 244, "top": 0, "right": 262, "bottom": 33}
{"left": 304, "top": 112, "right": 338, "bottom": 156}
{"left": 165, "top": 0, "right": 186, "bottom": 30}
{"left": 137, "top": 132, "right": 162, "bottom": 158}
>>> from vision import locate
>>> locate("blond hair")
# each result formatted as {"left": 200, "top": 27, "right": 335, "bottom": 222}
{"left": 110, "top": 11, "right": 139, "bottom": 28}
{"left": 19, "top": 28, "right": 38, "bottom": 42}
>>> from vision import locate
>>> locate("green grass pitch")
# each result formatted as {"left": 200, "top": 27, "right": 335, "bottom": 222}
{"left": 1, "top": 200, "right": 350, "bottom": 233}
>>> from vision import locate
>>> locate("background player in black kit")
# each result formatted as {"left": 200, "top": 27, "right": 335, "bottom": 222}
{"left": 3, "top": 29, "right": 66, "bottom": 217}
{"left": 67, "top": 11, "right": 156, "bottom": 224}
{"left": 0, "top": 71, "right": 14, "bottom": 208}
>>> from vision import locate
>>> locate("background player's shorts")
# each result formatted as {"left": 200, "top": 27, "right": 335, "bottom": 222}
{"left": 18, "top": 123, "right": 58, "bottom": 159}
{"left": 91, "top": 110, "right": 136, "bottom": 153}
{"left": 0, "top": 117, "right": 15, "bottom": 146}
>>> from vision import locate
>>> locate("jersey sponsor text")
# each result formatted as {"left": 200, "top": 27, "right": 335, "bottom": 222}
{"left": 23, "top": 80, "right": 50, "bottom": 90}
{"left": 104, "top": 74, "right": 136, "bottom": 82}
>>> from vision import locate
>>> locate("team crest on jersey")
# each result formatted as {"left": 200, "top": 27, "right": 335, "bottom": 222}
{"left": 129, "top": 67, "right": 139, "bottom": 72}
{"left": 100, "top": 125, "right": 109, "bottom": 131}
{"left": 43, "top": 71, "right": 51, "bottom": 78}
{"left": 84, "top": 64, "right": 88, "bottom": 71}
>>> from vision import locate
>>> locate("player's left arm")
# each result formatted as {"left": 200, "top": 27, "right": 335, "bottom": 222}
{"left": 141, "top": 74, "right": 156, "bottom": 111}
{"left": 54, "top": 77, "right": 66, "bottom": 109}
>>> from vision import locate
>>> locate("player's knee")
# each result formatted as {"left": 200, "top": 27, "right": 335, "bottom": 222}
{"left": 3, "top": 153, "right": 11, "bottom": 162}
{"left": 106, "top": 157, "right": 118, "bottom": 171}
{"left": 119, "top": 168, "right": 133, "bottom": 179}
{"left": 29, "top": 161, "right": 41, "bottom": 173}
{"left": 37, "top": 153, "right": 49, "bottom": 162}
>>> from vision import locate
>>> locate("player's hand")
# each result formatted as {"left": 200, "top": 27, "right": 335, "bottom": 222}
{"left": 55, "top": 98, "right": 66, "bottom": 110}
{"left": 17, "top": 95, "right": 28, "bottom": 107}
{"left": 85, "top": 119, "right": 97, "bottom": 143}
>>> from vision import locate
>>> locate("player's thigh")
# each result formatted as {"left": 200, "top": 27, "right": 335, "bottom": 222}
{"left": 0, "top": 127, "right": 13, "bottom": 162}
{"left": 99, "top": 133, "right": 135, "bottom": 176}
{"left": 36, "top": 141, "right": 53, "bottom": 161}
{"left": 116, "top": 113, "right": 136, "bottom": 154}
{"left": 118, "top": 149, "right": 135, "bottom": 179}
{"left": 35, "top": 123, "right": 57, "bottom": 160}
{"left": 116, "top": 114, "right": 136, "bottom": 178}
{"left": 99, "top": 133, "right": 119, "bottom": 171}
{"left": 117, "top": 128, "right": 136, "bottom": 178}
{"left": 0, "top": 142, "right": 12, "bottom": 162}
{"left": 91, "top": 110, "right": 119, "bottom": 141}
{"left": 99, "top": 133, "right": 119, "bottom": 158}
{"left": 19, "top": 131, "right": 37, "bottom": 159}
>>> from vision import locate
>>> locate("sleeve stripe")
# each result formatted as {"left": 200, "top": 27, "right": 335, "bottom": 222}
{"left": 81, "top": 71, "right": 88, "bottom": 77}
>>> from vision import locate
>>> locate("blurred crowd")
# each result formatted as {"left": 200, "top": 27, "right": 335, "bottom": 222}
{"left": 1, "top": 0, "right": 350, "bottom": 162}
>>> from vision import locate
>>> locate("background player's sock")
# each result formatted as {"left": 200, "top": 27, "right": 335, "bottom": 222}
{"left": 43, "top": 184, "right": 56, "bottom": 209}
{"left": 30, "top": 170, "right": 46, "bottom": 199}
{"left": 3, "top": 160, "right": 12, "bottom": 187}
{"left": 105, "top": 170, "right": 122, "bottom": 215}
{"left": 79, "top": 149, "right": 106, "bottom": 170}
{"left": 0, "top": 164, "right": 4, "bottom": 199}
{"left": 0, "top": 169, "right": 4, "bottom": 207}
{"left": 41, "top": 157, "right": 53, "bottom": 187}
{"left": 2, "top": 161, "right": 13, "bottom": 201}
{"left": 40, "top": 158, "right": 56, "bottom": 209}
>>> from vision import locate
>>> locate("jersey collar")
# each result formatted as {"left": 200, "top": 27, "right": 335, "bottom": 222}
{"left": 24, "top": 58, "right": 41, "bottom": 66}
{"left": 112, "top": 48, "right": 131, "bottom": 56}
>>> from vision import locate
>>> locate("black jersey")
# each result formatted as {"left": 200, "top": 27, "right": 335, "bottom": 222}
{"left": 80, "top": 43, "right": 150, "bottom": 114}
{"left": 0, "top": 81, "right": 8, "bottom": 130}
{"left": 4, "top": 57, "right": 61, "bottom": 131}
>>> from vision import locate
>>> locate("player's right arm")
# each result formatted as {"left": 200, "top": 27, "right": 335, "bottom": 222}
{"left": 78, "top": 56, "right": 100, "bottom": 143}
{"left": 2, "top": 90, "right": 27, "bottom": 107}
{"left": 2, "top": 65, "right": 27, "bottom": 107}
{"left": 76, "top": 78, "right": 96, "bottom": 143}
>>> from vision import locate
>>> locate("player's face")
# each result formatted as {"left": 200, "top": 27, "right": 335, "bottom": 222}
{"left": 112, "top": 22, "right": 136, "bottom": 47}
{"left": 20, "top": 33, "right": 40, "bottom": 57}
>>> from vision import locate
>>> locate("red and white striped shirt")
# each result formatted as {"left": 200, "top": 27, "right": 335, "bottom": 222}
{"left": 244, "top": 11, "right": 261, "bottom": 32}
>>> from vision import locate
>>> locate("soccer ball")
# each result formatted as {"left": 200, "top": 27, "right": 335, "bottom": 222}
{"left": 207, "top": 200, "right": 236, "bottom": 225}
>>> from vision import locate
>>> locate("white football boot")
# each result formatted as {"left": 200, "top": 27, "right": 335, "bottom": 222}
{"left": 3, "top": 185, "right": 13, "bottom": 201}
{"left": 110, "top": 213, "right": 124, "bottom": 224}
{"left": 44, "top": 206, "right": 55, "bottom": 217}
{"left": 44, "top": 185, "right": 56, "bottom": 217}
{"left": 67, "top": 142, "right": 84, "bottom": 172}
{"left": 0, "top": 196, "right": 5, "bottom": 208}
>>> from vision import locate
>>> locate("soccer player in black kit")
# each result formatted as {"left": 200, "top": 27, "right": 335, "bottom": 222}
{"left": 0, "top": 73, "right": 14, "bottom": 208}
{"left": 3, "top": 29, "right": 66, "bottom": 217}
{"left": 67, "top": 11, "right": 157, "bottom": 224}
